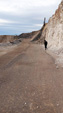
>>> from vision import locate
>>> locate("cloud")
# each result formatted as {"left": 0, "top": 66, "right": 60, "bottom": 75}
{"left": 0, "top": 19, "right": 15, "bottom": 24}
{"left": 0, "top": 0, "right": 61, "bottom": 15}
{"left": 0, "top": 0, "right": 61, "bottom": 35}
{"left": 0, "top": 18, "right": 19, "bottom": 27}
{"left": 34, "top": 24, "right": 43, "bottom": 27}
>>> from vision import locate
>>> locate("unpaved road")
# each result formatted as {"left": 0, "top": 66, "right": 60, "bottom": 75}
{"left": 0, "top": 41, "right": 63, "bottom": 113}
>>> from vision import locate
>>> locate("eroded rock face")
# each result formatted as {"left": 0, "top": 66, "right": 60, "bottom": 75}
{"left": 45, "top": 0, "right": 63, "bottom": 49}
{"left": 0, "top": 35, "right": 15, "bottom": 43}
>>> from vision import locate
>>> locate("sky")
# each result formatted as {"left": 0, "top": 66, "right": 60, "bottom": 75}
{"left": 0, "top": 0, "right": 61, "bottom": 35}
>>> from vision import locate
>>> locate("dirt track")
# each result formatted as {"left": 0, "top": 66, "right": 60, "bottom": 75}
{"left": 0, "top": 41, "right": 63, "bottom": 113}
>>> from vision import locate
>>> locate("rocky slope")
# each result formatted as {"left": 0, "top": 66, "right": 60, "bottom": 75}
{"left": 0, "top": 31, "right": 39, "bottom": 44}
{"left": 0, "top": 35, "right": 15, "bottom": 43}
{"left": 42, "top": 0, "right": 63, "bottom": 50}
{"left": 18, "top": 31, "right": 39, "bottom": 39}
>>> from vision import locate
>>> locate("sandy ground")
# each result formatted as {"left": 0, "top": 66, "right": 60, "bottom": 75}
{"left": 0, "top": 40, "right": 63, "bottom": 113}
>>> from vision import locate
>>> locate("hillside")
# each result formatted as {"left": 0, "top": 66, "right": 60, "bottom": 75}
{"left": 40, "top": 0, "right": 63, "bottom": 50}
{"left": 0, "top": 30, "right": 40, "bottom": 44}
{"left": 0, "top": 35, "right": 15, "bottom": 43}
{"left": 18, "top": 31, "right": 39, "bottom": 39}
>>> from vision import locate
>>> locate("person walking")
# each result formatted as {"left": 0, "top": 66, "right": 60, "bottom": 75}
{"left": 44, "top": 40, "right": 48, "bottom": 50}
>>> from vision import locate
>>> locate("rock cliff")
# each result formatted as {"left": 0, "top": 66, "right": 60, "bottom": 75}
{"left": 44, "top": 0, "right": 63, "bottom": 50}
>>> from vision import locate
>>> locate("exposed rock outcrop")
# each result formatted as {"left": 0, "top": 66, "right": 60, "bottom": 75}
{"left": 0, "top": 31, "right": 39, "bottom": 44}
{"left": 0, "top": 35, "right": 22, "bottom": 45}
{"left": 18, "top": 31, "right": 39, "bottom": 39}
{"left": 0, "top": 35, "right": 14, "bottom": 43}
{"left": 42, "top": 0, "right": 63, "bottom": 50}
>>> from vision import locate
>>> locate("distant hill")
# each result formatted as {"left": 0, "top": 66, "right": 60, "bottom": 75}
{"left": 0, "top": 30, "right": 41, "bottom": 44}
{"left": 18, "top": 31, "right": 39, "bottom": 39}
{"left": 0, "top": 35, "right": 15, "bottom": 43}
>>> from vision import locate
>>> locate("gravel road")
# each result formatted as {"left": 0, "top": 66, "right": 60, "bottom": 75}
{"left": 0, "top": 42, "right": 63, "bottom": 113}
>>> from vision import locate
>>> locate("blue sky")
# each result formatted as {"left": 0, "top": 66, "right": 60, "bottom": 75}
{"left": 0, "top": 0, "right": 61, "bottom": 35}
